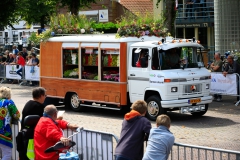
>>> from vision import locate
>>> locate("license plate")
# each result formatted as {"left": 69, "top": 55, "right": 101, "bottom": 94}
{"left": 188, "top": 98, "right": 201, "bottom": 104}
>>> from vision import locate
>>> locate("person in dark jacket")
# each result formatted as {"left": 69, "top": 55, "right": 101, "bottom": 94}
{"left": 223, "top": 55, "right": 240, "bottom": 102}
{"left": 115, "top": 100, "right": 152, "bottom": 160}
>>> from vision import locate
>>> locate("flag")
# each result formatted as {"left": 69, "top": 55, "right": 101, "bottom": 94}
{"left": 175, "top": 0, "right": 178, "bottom": 10}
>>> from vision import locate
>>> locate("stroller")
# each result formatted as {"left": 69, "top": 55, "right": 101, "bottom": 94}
{"left": 45, "top": 127, "right": 84, "bottom": 160}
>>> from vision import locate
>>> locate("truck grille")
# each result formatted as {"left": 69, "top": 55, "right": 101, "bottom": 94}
{"left": 183, "top": 84, "right": 202, "bottom": 95}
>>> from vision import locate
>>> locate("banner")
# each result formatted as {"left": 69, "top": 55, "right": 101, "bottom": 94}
{"left": 210, "top": 73, "right": 237, "bottom": 95}
{"left": 6, "top": 65, "right": 22, "bottom": 79}
{"left": 24, "top": 66, "right": 40, "bottom": 81}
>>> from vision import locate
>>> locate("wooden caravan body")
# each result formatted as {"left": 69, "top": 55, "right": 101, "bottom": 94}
{"left": 40, "top": 35, "right": 162, "bottom": 110}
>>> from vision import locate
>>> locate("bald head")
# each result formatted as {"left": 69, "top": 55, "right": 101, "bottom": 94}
{"left": 44, "top": 105, "right": 58, "bottom": 117}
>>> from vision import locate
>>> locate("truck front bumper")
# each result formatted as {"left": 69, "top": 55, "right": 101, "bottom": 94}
{"left": 161, "top": 96, "right": 213, "bottom": 108}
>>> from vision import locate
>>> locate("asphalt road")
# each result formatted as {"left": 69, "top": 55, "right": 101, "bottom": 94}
{"left": 3, "top": 83, "right": 240, "bottom": 151}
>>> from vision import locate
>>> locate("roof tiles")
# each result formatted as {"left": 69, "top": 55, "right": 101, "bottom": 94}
{"left": 119, "top": 0, "right": 153, "bottom": 16}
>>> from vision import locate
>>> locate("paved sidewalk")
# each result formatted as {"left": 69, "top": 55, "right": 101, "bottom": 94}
{"left": 4, "top": 84, "right": 240, "bottom": 152}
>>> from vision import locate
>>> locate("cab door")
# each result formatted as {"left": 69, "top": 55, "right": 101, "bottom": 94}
{"left": 128, "top": 47, "right": 151, "bottom": 103}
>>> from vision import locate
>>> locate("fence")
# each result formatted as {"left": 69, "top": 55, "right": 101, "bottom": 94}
{"left": 176, "top": 2, "right": 214, "bottom": 20}
{"left": 0, "top": 64, "right": 40, "bottom": 85}
{"left": 63, "top": 129, "right": 119, "bottom": 160}
{"left": 169, "top": 142, "right": 240, "bottom": 160}
{"left": 1, "top": 124, "right": 240, "bottom": 160}
{"left": 210, "top": 73, "right": 240, "bottom": 106}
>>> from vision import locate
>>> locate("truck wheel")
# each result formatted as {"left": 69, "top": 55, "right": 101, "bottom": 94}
{"left": 191, "top": 104, "right": 208, "bottom": 116}
{"left": 66, "top": 93, "right": 84, "bottom": 112}
{"left": 146, "top": 96, "right": 166, "bottom": 121}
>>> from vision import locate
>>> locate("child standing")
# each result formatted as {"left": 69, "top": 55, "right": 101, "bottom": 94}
{"left": 115, "top": 100, "right": 151, "bottom": 160}
{"left": 143, "top": 115, "right": 175, "bottom": 160}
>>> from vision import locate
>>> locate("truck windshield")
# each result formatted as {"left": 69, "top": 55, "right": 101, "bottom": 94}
{"left": 151, "top": 47, "right": 204, "bottom": 70}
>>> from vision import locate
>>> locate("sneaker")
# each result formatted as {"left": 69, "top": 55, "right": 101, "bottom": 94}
{"left": 217, "top": 98, "right": 221, "bottom": 102}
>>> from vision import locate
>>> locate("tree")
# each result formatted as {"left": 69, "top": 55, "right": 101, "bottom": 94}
{"left": 19, "top": 0, "right": 58, "bottom": 29}
{"left": 0, "top": 0, "right": 20, "bottom": 28}
{"left": 156, "top": 0, "right": 176, "bottom": 36}
{"left": 59, "top": 0, "right": 99, "bottom": 15}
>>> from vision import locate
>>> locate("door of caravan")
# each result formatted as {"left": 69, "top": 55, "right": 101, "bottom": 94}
{"left": 128, "top": 47, "right": 151, "bottom": 103}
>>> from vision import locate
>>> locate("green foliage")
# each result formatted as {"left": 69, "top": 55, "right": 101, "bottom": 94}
{"left": 0, "top": 0, "right": 20, "bottom": 27}
{"left": 18, "top": 0, "right": 57, "bottom": 28}
{"left": 29, "top": 29, "right": 52, "bottom": 46}
{"left": 63, "top": 68, "right": 79, "bottom": 78}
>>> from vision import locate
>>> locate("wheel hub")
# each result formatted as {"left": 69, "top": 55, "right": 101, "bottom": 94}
{"left": 147, "top": 101, "right": 159, "bottom": 117}
{"left": 71, "top": 94, "right": 80, "bottom": 108}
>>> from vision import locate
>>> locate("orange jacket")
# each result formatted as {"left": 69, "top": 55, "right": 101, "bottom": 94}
{"left": 34, "top": 117, "right": 68, "bottom": 160}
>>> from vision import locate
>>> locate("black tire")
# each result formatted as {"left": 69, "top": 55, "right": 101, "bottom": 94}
{"left": 66, "top": 93, "right": 85, "bottom": 112}
{"left": 146, "top": 95, "right": 166, "bottom": 121}
{"left": 44, "top": 97, "right": 59, "bottom": 107}
{"left": 120, "top": 105, "right": 131, "bottom": 114}
{"left": 191, "top": 104, "right": 208, "bottom": 116}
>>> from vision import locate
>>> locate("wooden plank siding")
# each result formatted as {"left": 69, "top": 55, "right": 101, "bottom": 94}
{"left": 41, "top": 78, "right": 123, "bottom": 104}
{"left": 40, "top": 42, "right": 62, "bottom": 78}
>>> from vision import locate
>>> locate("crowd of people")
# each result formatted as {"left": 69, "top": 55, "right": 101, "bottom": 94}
{"left": 0, "top": 86, "right": 175, "bottom": 160}
{"left": 0, "top": 45, "right": 39, "bottom": 85}
{"left": 210, "top": 51, "right": 240, "bottom": 103}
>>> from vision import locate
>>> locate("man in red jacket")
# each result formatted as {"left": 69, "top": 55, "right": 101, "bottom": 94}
{"left": 34, "top": 105, "right": 78, "bottom": 160}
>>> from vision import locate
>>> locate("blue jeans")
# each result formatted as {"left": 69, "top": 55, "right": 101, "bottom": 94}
{"left": 115, "top": 155, "right": 131, "bottom": 160}
{"left": 16, "top": 67, "right": 23, "bottom": 78}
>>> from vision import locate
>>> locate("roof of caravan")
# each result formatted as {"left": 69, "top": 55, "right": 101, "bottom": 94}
{"left": 48, "top": 35, "right": 204, "bottom": 49}
{"left": 47, "top": 34, "right": 163, "bottom": 43}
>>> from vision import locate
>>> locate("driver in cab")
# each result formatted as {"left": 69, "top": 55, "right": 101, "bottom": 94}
{"left": 34, "top": 105, "right": 79, "bottom": 160}
{"left": 165, "top": 48, "right": 180, "bottom": 69}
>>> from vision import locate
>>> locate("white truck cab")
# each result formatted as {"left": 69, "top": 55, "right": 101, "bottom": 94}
{"left": 127, "top": 38, "right": 212, "bottom": 120}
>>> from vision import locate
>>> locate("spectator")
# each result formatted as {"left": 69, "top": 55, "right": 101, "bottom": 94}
{"left": 16, "top": 52, "right": 25, "bottom": 79}
{"left": 115, "top": 100, "right": 151, "bottom": 160}
{"left": 21, "top": 87, "right": 47, "bottom": 130}
{"left": 22, "top": 48, "right": 29, "bottom": 61}
{"left": 143, "top": 115, "right": 175, "bottom": 160}
{"left": 186, "top": 0, "right": 198, "bottom": 18}
{"left": 4, "top": 52, "right": 14, "bottom": 65}
{"left": 26, "top": 55, "right": 33, "bottom": 66}
{"left": 19, "top": 87, "right": 47, "bottom": 160}
{"left": 12, "top": 45, "right": 19, "bottom": 55}
{"left": 223, "top": 55, "right": 240, "bottom": 103}
{"left": 210, "top": 52, "right": 223, "bottom": 102}
{"left": 31, "top": 53, "right": 40, "bottom": 86}
{"left": 30, "top": 48, "right": 35, "bottom": 54}
{"left": 10, "top": 54, "right": 18, "bottom": 65}
{"left": 0, "top": 86, "right": 20, "bottom": 160}
{"left": 31, "top": 53, "right": 39, "bottom": 66}
{"left": 34, "top": 105, "right": 78, "bottom": 160}
{"left": 0, "top": 53, "right": 7, "bottom": 64}
{"left": 4, "top": 50, "right": 9, "bottom": 59}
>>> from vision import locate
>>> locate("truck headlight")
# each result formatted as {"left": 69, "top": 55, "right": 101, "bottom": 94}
{"left": 171, "top": 87, "right": 178, "bottom": 92}
{"left": 206, "top": 84, "right": 210, "bottom": 89}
